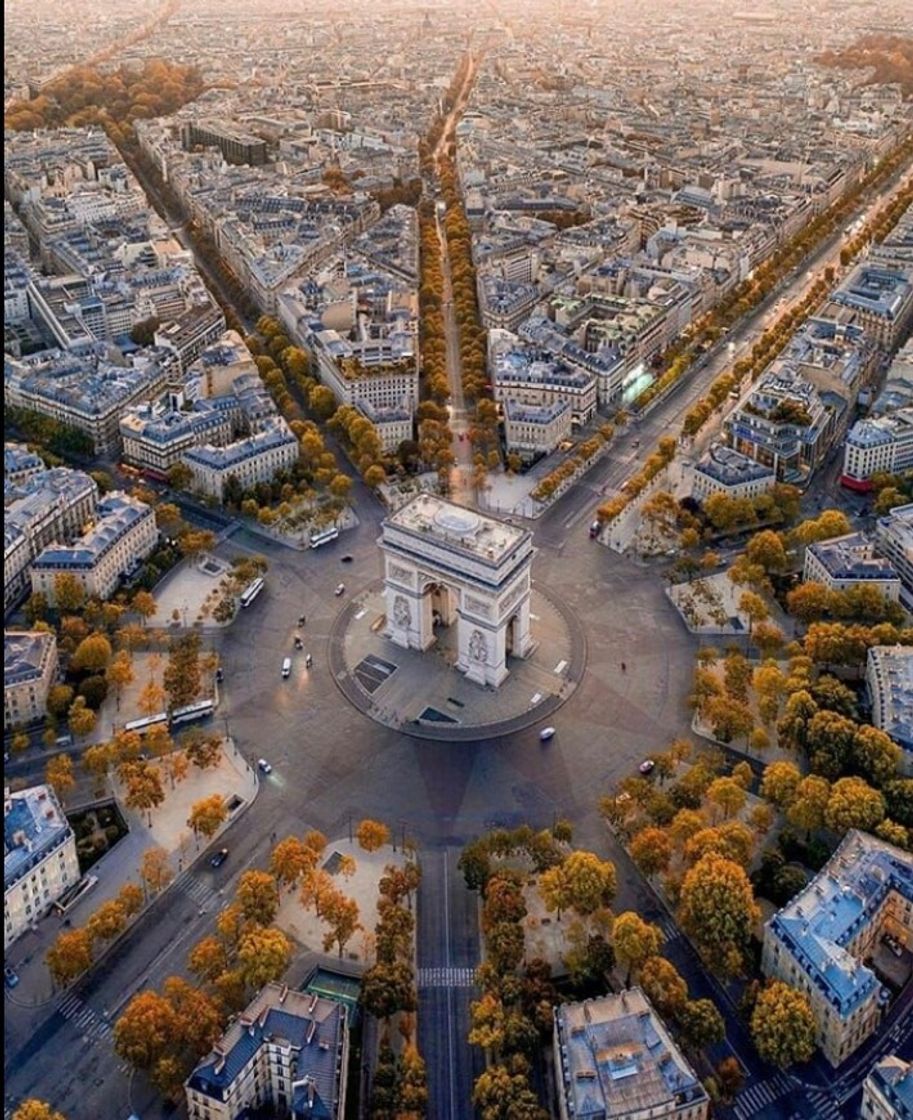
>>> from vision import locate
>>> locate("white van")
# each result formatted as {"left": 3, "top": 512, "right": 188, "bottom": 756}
{"left": 281, "top": 657, "right": 292, "bottom": 679}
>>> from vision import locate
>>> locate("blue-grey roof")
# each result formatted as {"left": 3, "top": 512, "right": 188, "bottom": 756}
{"left": 695, "top": 445, "right": 775, "bottom": 487}
{"left": 554, "top": 989, "right": 707, "bottom": 1118}
{"left": 4, "top": 630, "right": 55, "bottom": 687}
{"left": 830, "top": 264, "right": 913, "bottom": 320}
{"left": 867, "top": 1057, "right": 913, "bottom": 1119}
{"left": 4, "top": 784, "right": 73, "bottom": 890}
{"left": 766, "top": 831, "right": 913, "bottom": 1019}
{"left": 32, "top": 492, "right": 153, "bottom": 571}
{"left": 807, "top": 532, "right": 898, "bottom": 584}
{"left": 187, "top": 983, "right": 346, "bottom": 1117}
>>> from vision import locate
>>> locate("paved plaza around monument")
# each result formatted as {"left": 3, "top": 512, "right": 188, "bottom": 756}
{"left": 330, "top": 583, "right": 583, "bottom": 740}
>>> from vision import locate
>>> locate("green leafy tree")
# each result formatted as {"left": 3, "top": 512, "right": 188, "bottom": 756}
{"left": 679, "top": 998, "right": 726, "bottom": 1049}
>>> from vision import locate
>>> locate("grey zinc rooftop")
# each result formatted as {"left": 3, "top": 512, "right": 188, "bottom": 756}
{"left": 555, "top": 989, "right": 707, "bottom": 1119}
{"left": 4, "top": 630, "right": 55, "bottom": 687}
{"left": 4, "top": 784, "right": 72, "bottom": 891}
{"left": 187, "top": 982, "right": 346, "bottom": 1116}
{"left": 767, "top": 831, "right": 913, "bottom": 1018}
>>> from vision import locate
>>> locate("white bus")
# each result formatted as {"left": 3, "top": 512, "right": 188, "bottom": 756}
{"left": 310, "top": 526, "right": 339, "bottom": 549}
{"left": 239, "top": 576, "right": 265, "bottom": 608}
{"left": 170, "top": 699, "right": 215, "bottom": 728}
{"left": 123, "top": 713, "right": 168, "bottom": 735}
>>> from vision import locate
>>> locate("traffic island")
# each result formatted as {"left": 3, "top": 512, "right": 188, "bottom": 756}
{"left": 329, "top": 581, "right": 586, "bottom": 742}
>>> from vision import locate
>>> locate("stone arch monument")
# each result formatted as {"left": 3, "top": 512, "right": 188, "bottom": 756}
{"left": 379, "top": 494, "right": 536, "bottom": 688}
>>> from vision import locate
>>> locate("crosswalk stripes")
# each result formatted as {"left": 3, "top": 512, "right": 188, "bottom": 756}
{"left": 416, "top": 966, "right": 477, "bottom": 989}
{"left": 656, "top": 915, "right": 680, "bottom": 943}
{"left": 807, "top": 1090, "right": 842, "bottom": 1120}
{"left": 733, "top": 1072, "right": 794, "bottom": 1119}
{"left": 173, "top": 871, "right": 219, "bottom": 911}
{"left": 57, "top": 992, "right": 112, "bottom": 1043}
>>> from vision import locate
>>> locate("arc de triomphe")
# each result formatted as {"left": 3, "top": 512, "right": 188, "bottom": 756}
{"left": 379, "top": 494, "right": 536, "bottom": 688}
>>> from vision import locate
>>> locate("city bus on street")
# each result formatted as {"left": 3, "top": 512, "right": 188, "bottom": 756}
{"left": 124, "top": 713, "right": 168, "bottom": 736}
{"left": 170, "top": 699, "right": 215, "bottom": 728}
{"left": 239, "top": 576, "right": 265, "bottom": 608}
{"left": 310, "top": 526, "right": 339, "bottom": 549}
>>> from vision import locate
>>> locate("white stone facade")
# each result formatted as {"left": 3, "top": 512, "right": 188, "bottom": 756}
{"left": 380, "top": 495, "right": 536, "bottom": 688}
{"left": 4, "top": 630, "right": 58, "bottom": 727}
{"left": 4, "top": 784, "right": 80, "bottom": 950}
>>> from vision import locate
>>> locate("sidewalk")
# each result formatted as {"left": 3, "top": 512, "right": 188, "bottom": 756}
{"left": 3, "top": 739, "right": 257, "bottom": 1037}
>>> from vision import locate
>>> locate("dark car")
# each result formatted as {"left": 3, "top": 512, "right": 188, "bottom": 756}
{"left": 294, "top": 636, "right": 304, "bottom": 650}
{"left": 297, "top": 615, "right": 306, "bottom": 626}
{"left": 341, "top": 555, "right": 353, "bottom": 563}
{"left": 210, "top": 848, "right": 229, "bottom": 869}
{"left": 215, "top": 668, "right": 224, "bottom": 683}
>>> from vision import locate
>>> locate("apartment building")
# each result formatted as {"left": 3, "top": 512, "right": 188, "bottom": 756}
{"left": 119, "top": 400, "right": 234, "bottom": 476}
{"left": 4, "top": 467, "right": 98, "bottom": 614}
{"left": 691, "top": 445, "right": 776, "bottom": 502}
{"left": 30, "top": 491, "right": 157, "bottom": 604}
{"left": 4, "top": 442, "right": 44, "bottom": 485}
{"left": 4, "top": 345, "right": 172, "bottom": 455}
{"left": 823, "top": 262, "right": 913, "bottom": 352}
{"left": 503, "top": 398, "right": 572, "bottom": 462}
{"left": 182, "top": 419, "right": 299, "bottom": 502}
{"left": 185, "top": 982, "right": 348, "bottom": 1120}
{"left": 874, "top": 505, "right": 913, "bottom": 609}
{"left": 492, "top": 348, "right": 597, "bottom": 426}
{"left": 866, "top": 646, "right": 913, "bottom": 771}
{"left": 185, "top": 330, "right": 261, "bottom": 401}
{"left": 761, "top": 830, "right": 913, "bottom": 1067}
{"left": 4, "top": 783, "right": 80, "bottom": 950}
{"left": 355, "top": 399, "right": 413, "bottom": 453}
{"left": 4, "top": 630, "right": 58, "bottom": 728}
{"left": 553, "top": 988, "right": 709, "bottom": 1120}
{"left": 278, "top": 281, "right": 419, "bottom": 418}
{"left": 842, "top": 409, "right": 913, "bottom": 490}
{"left": 861, "top": 1056, "right": 913, "bottom": 1120}
{"left": 478, "top": 273, "right": 541, "bottom": 330}
{"left": 181, "top": 119, "right": 268, "bottom": 167}
{"left": 726, "top": 373, "right": 845, "bottom": 483}
{"left": 803, "top": 532, "right": 901, "bottom": 602}
{"left": 154, "top": 305, "right": 227, "bottom": 375}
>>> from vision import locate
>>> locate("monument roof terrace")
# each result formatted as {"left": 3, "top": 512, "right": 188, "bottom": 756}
{"left": 385, "top": 494, "right": 530, "bottom": 569}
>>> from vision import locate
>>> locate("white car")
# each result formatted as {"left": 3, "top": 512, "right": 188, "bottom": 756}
{"left": 334, "top": 583, "right": 346, "bottom": 597}
{"left": 539, "top": 727, "right": 556, "bottom": 742}
{"left": 639, "top": 759, "right": 656, "bottom": 775}
{"left": 258, "top": 758, "right": 273, "bottom": 775}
